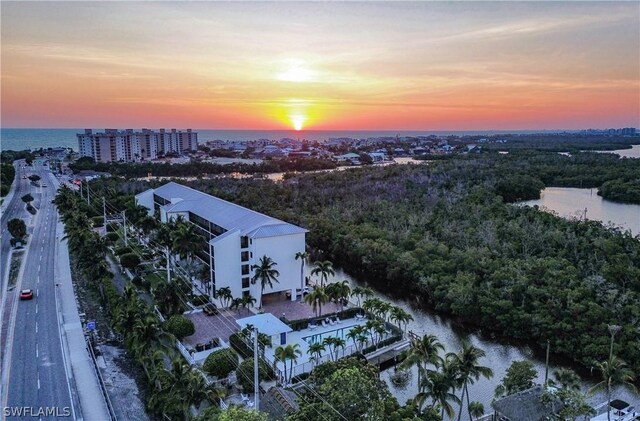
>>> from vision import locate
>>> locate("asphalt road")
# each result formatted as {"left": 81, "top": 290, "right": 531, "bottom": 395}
{"left": 3, "top": 161, "right": 74, "bottom": 419}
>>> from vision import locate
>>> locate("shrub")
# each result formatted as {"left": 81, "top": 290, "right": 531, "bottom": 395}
{"left": 105, "top": 232, "right": 119, "bottom": 243}
{"left": 191, "top": 294, "right": 210, "bottom": 306}
{"left": 203, "top": 348, "right": 239, "bottom": 378}
{"left": 119, "top": 253, "right": 140, "bottom": 270}
{"left": 236, "top": 358, "right": 269, "bottom": 392}
{"left": 114, "top": 246, "right": 132, "bottom": 256}
{"left": 91, "top": 216, "right": 104, "bottom": 227}
{"left": 165, "top": 315, "right": 195, "bottom": 340}
{"left": 229, "top": 333, "right": 253, "bottom": 358}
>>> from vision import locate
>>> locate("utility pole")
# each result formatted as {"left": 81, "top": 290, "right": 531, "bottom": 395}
{"left": 254, "top": 328, "right": 259, "bottom": 411}
{"left": 544, "top": 340, "right": 550, "bottom": 386}
{"left": 86, "top": 181, "right": 90, "bottom": 205}
{"left": 122, "top": 211, "right": 128, "bottom": 246}
{"left": 102, "top": 197, "right": 107, "bottom": 228}
{"left": 165, "top": 247, "right": 171, "bottom": 284}
{"left": 79, "top": 181, "right": 83, "bottom": 199}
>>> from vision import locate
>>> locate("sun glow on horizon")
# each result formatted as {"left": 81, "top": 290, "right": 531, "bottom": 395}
{"left": 291, "top": 114, "right": 306, "bottom": 131}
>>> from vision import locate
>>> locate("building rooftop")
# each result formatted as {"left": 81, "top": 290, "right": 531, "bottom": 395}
{"left": 492, "top": 385, "right": 562, "bottom": 421}
{"left": 236, "top": 313, "right": 293, "bottom": 337}
{"left": 149, "top": 182, "right": 307, "bottom": 238}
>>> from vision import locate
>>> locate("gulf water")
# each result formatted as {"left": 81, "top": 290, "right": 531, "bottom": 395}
{"left": 1, "top": 128, "right": 560, "bottom": 152}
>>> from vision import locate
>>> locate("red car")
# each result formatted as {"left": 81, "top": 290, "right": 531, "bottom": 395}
{"left": 19, "top": 289, "right": 34, "bottom": 300}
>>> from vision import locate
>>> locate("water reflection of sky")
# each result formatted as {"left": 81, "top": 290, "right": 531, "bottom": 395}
{"left": 520, "top": 187, "right": 640, "bottom": 236}
{"left": 304, "top": 262, "right": 640, "bottom": 420}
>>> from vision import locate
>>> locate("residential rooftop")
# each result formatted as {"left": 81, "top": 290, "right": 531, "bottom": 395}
{"left": 147, "top": 182, "right": 308, "bottom": 239}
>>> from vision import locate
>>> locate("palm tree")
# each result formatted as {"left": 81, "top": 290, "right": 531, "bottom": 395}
{"left": 241, "top": 294, "right": 256, "bottom": 315}
{"left": 153, "top": 220, "right": 177, "bottom": 283}
{"left": 294, "top": 251, "right": 309, "bottom": 297}
{"left": 362, "top": 298, "right": 380, "bottom": 316}
{"left": 285, "top": 344, "right": 302, "bottom": 383}
{"left": 346, "top": 325, "right": 368, "bottom": 352}
{"left": 377, "top": 301, "right": 392, "bottom": 322}
{"left": 251, "top": 255, "right": 280, "bottom": 308}
{"left": 449, "top": 340, "right": 493, "bottom": 421}
{"left": 230, "top": 297, "right": 243, "bottom": 314}
{"left": 304, "top": 287, "right": 329, "bottom": 317}
{"left": 216, "top": 286, "right": 233, "bottom": 308}
{"left": 468, "top": 401, "right": 484, "bottom": 420}
{"left": 428, "top": 359, "right": 462, "bottom": 420}
{"left": 171, "top": 220, "right": 205, "bottom": 284}
{"left": 275, "top": 346, "right": 288, "bottom": 384}
{"left": 311, "top": 260, "right": 334, "bottom": 287}
{"left": 551, "top": 367, "right": 581, "bottom": 391}
{"left": 323, "top": 336, "right": 346, "bottom": 361}
{"left": 351, "top": 286, "right": 374, "bottom": 307}
{"left": 329, "top": 280, "right": 351, "bottom": 312}
{"left": 588, "top": 356, "right": 637, "bottom": 421}
{"left": 308, "top": 342, "right": 325, "bottom": 366}
{"left": 275, "top": 344, "right": 302, "bottom": 384}
{"left": 400, "top": 334, "right": 444, "bottom": 389}
{"left": 389, "top": 306, "right": 414, "bottom": 334}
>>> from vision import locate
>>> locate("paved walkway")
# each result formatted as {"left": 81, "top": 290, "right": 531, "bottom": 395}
{"left": 56, "top": 219, "right": 112, "bottom": 421}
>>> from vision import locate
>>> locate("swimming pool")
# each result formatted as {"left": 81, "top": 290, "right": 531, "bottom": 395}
{"left": 302, "top": 324, "right": 359, "bottom": 345}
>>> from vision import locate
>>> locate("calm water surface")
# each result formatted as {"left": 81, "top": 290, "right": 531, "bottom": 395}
{"left": 592, "top": 144, "right": 640, "bottom": 159}
{"left": 520, "top": 188, "right": 640, "bottom": 236}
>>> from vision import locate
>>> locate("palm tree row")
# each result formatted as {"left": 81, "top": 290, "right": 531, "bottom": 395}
{"left": 401, "top": 334, "right": 493, "bottom": 421}
{"left": 362, "top": 297, "right": 414, "bottom": 334}
{"left": 55, "top": 187, "right": 224, "bottom": 420}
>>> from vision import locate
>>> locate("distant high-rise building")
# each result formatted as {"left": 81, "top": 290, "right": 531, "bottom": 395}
{"left": 77, "top": 128, "right": 198, "bottom": 163}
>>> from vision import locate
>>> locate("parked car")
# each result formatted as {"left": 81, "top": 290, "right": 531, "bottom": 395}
{"left": 19, "top": 289, "right": 34, "bottom": 300}
{"left": 203, "top": 303, "right": 218, "bottom": 316}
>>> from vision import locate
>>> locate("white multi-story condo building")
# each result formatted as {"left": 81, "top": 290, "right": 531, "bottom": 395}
{"left": 135, "top": 182, "right": 307, "bottom": 303}
{"left": 77, "top": 128, "right": 198, "bottom": 163}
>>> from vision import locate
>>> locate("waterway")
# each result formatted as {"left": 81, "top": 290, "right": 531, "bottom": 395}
{"left": 520, "top": 187, "right": 640, "bottom": 236}
{"left": 305, "top": 255, "right": 640, "bottom": 419}
{"left": 591, "top": 144, "right": 640, "bottom": 159}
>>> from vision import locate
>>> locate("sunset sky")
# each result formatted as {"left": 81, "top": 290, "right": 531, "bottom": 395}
{"left": 2, "top": 1, "right": 639, "bottom": 131}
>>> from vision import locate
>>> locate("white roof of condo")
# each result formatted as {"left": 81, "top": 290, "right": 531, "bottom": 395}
{"left": 236, "top": 313, "right": 293, "bottom": 336}
{"left": 147, "top": 182, "right": 307, "bottom": 239}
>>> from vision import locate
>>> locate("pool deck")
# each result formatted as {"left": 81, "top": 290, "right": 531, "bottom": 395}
{"left": 265, "top": 317, "right": 369, "bottom": 372}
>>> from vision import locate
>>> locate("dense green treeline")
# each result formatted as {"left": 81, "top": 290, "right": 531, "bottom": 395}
{"left": 163, "top": 157, "right": 640, "bottom": 380}
{"left": 469, "top": 151, "right": 640, "bottom": 203}
{"left": 483, "top": 134, "right": 639, "bottom": 152}
{"left": 1, "top": 163, "right": 16, "bottom": 197}
{"left": 598, "top": 179, "right": 640, "bottom": 204}
{"left": 69, "top": 156, "right": 337, "bottom": 177}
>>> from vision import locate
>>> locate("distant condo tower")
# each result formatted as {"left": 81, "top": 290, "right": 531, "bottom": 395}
{"left": 77, "top": 128, "right": 198, "bottom": 163}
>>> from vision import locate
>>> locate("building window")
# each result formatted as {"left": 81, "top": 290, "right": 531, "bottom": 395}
{"left": 241, "top": 265, "right": 249, "bottom": 276}
{"left": 241, "top": 251, "right": 249, "bottom": 262}
{"left": 242, "top": 277, "right": 250, "bottom": 288}
{"left": 242, "top": 291, "right": 251, "bottom": 298}
{"left": 240, "top": 236, "right": 249, "bottom": 248}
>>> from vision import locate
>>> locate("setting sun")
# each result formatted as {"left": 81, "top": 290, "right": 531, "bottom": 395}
{"left": 291, "top": 114, "right": 306, "bottom": 131}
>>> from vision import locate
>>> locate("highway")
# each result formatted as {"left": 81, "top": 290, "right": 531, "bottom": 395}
{"left": 1, "top": 161, "right": 74, "bottom": 419}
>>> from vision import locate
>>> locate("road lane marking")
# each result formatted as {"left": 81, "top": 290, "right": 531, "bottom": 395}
{"left": 37, "top": 373, "right": 40, "bottom": 390}
{"left": 38, "top": 264, "right": 40, "bottom": 272}
{"left": 36, "top": 304, "right": 38, "bottom": 314}
{"left": 35, "top": 322, "right": 38, "bottom": 333}
{"left": 36, "top": 346, "right": 39, "bottom": 358}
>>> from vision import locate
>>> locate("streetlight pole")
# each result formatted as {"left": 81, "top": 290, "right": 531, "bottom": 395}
{"left": 608, "top": 324, "right": 621, "bottom": 361}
